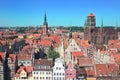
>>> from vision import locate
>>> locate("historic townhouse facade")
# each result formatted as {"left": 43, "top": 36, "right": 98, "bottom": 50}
{"left": 64, "top": 39, "right": 81, "bottom": 65}
{"left": 6, "top": 54, "right": 17, "bottom": 80}
{"left": 0, "top": 52, "right": 6, "bottom": 80}
{"left": 53, "top": 58, "right": 65, "bottom": 80}
{"left": 15, "top": 66, "right": 33, "bottom": 80}
{"left": 65, "top": 62, "right": 76, "bottom": 80}
{"left": 33, "top": 59, "right": 53, "bottom": 80}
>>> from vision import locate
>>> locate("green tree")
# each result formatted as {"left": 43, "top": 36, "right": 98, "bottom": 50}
{"left": 117, "top": 50, "right": 120, "bottom": 54}
{"left": 48, "top": 47, "right": 60, "bottom": 61}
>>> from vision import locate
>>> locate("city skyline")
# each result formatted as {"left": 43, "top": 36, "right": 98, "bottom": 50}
{"left": 0, "top": 0, "right": 120, "bottom": 27}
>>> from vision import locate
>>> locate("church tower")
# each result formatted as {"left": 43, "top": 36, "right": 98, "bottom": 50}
{"left": 84, "top": 13, "right": 96, "bottom": 42}
{"left": 43, "top": 12, "right": 48, "bottom": 35}
{"left": 87, "top": 13, "right": 96, "bottom": 29}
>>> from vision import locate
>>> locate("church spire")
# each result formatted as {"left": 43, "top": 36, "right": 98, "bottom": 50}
{"left": 43, "top": 12, "right": 48, "bottom": 35}
{"left": 44, "top": 12, "right": 47, "bottom": 25}
{"left": 115, "top": 19, "right": 118, "bottom": 29}
{"left": 101, "top": 19, "right": 103, "bottom": 27}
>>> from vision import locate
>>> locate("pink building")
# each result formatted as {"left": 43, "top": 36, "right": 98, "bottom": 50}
{"left": 65, "top": 62, "right": 76, "bottom": 80}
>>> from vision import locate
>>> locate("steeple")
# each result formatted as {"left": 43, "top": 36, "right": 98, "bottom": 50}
{"left": 101, "top": 19, "right": 103, "bottom": 27}
{"left": 43, "top": 12, "right": 48, "bottom": 25}
{"left": 100, "top": 19, "right": 103, "bottom": 44}
{"left": 84, "top": 20, "right": 87, "bottom": 27}
{"left": 43, "top": 12, "right": 48, "bottom": 35}
{"left": 115, "top": 19, "right": 118, "bottom": 30}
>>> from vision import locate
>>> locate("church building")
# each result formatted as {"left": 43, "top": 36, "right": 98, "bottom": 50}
{"left": 84, "top": 13, "right": 118, "bottom": 44}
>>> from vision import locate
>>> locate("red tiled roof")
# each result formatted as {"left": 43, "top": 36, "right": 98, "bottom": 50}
{"left": 15, "top": 66, "right": 33, "bottom": 77}
{"left": 63, "top": 38, "right": 68, "bottom": 49}
{"left": 86, "top": 70, "right": 95, "bottom": 77}
{"left": 77, "top": 57, "right": 94, "bottom": 66}
{"left": 17, "top": 53, "right": 32, "bottom": 60}
{"left": 95, "top": 64, "right": 108, "bottom": 76}
{"left": 34, "top": 59, "right": 52, "bottom": 65}
{"left": 9, "top": 54, "right": 16, "bottom": 62}
{"left": 0, "top": 40, "right": 7, "bottom": 45}
{"left": 38, "top": 40, "right": 51, "bottom": 47}
{"left": 0, "top": 52, "right": 6, "bottom": 62}
{"left": 88, "top": 13, "right": 95, "bottom": 17}
{"left": 71, "top": 51, "right": 85, "bottom": 58}
{"left": 114, "top": 53, "right": 120, "bottom": 62}
{"left": 108, "top": 64, "right": 117, "bottom": 74}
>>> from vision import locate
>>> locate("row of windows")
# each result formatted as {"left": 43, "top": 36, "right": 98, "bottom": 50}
{"left": 19, "top": 61, "right": 31, "bottom": 65}
{"left": 56, "top": 67, "right": 61, "bottom": 70}
{"left": 34, "top": 65, "right": 51, "bottom": 69}
{"left": 54, "top": 73, "right": 65, "bottom": 76}
{"left": 66, "top": 73, "right": 76, "bottom": 76}
{"left": 34, "top": 77, "right": 51, "bottom": 79}
{"left": 34, "top": 71, "right": 51, "bottom": 75}
{"left": 53, "top": 77, "right": 65, "bottom": 80}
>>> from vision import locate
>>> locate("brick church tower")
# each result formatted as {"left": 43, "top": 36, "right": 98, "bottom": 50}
{"left": 84, "top": 13, "right": 96, "bottom": 42}
{"left": 43, "top": 12, "right": 48, "bottom": 35}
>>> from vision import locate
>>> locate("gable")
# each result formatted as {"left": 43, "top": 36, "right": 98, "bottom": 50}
{"left": 20, "top": 70, "right": 27, "bottom": 77}
{"left": 65, "top": 39, "right": 81, "bottom": 52}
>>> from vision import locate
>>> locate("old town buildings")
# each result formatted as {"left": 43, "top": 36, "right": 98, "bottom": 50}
{"left": 0, "top": 12, "right": 120, "bottom": 80}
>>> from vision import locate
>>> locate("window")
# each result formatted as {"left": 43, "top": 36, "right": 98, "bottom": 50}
{"left": 46, "top": 72, "right": 48, "bottom": 74}
{"left": 27, "top": 62, "right": 30, "bottom": 64}
{"left": 56, "top": 67, "right": 58, "bottom": 70}
{"left": 59, "top": 67, "right": 61, "bottom": 70}
{"left": 40, "top": 77, "right": 42, "bottom": 79}
{"left": 39, "top": 72, "right": 41, "bottom": 74}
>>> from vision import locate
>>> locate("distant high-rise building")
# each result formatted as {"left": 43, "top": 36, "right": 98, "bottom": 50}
{"left": 84, "top": 13, "right": 118, "bottom": 44}
{"left": 42, "top": 12, "right": 48, "bottom": 35}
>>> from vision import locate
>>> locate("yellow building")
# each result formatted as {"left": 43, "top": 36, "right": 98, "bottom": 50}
{"left": 14, "top": 66, "right": 33, "bottom": 80}
{"left": 87, "top": 77, "right": 96, "bottom": 80}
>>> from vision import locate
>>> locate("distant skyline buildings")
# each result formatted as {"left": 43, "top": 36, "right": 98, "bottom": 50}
{"left": 0, "top": 0, "right": 120, "bottom": 27}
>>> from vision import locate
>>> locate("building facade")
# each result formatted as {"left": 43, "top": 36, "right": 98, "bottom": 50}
{"left": 17, "top": 53, "right": 33, "bottom": 66}
{"left": 33, "top": 59, "right": 53, "bottom": 80}
{"left": 64, "top": 39, "right": 81, "bottom": 65}
{"left": 65, "top": 62, "right": 76, "bottom": 80}
{"left": 7, "top": 54, "right": 17, "bottom": 80}
{"left": 53, "top": 58, "right": 65, "bottom": 80}
{"left": 15, "top": 66, "right": 33, "bottom": 80}
{"left": 0, "top": 52, "right": 6, "bottom": 80}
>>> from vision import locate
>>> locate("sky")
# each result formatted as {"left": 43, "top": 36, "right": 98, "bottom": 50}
{"left": 0, "top": 0, "right": 120, "bottom": 27}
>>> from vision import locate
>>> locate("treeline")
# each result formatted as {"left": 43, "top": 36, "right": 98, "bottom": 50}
{"left": 57, "top": 26, "right": 84, "bottom": 32}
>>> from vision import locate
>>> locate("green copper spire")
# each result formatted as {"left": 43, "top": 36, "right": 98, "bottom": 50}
{"left": 43, "top": 12, "right": 48, "bottom": 25}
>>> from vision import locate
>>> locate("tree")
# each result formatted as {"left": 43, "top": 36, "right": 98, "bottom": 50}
{"left": 117, "top": 50, "right": 120, "bottom": 54}
{"left": 47, "top": 47, "right": 60, "bottom": 62}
